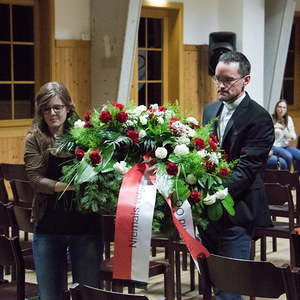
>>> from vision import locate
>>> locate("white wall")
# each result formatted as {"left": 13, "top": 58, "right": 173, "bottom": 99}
{"left": 179, "top": 0, "right": 219, "bottom": 44}
{"left": 241, "top": 0, "right": 265, "bottom": 105}
{"left": 55, "top": 0, "right": 91, "bottom": 40}
{"left": 54, "top": 0, "right": 266, "bottom": 105}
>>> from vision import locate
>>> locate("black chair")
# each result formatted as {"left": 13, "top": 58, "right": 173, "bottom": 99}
{"left": 99, "top": 215, "right": 173, "bottom": 299}
{"left": 198, "top": 253, "right": 296, "bottom": 300}
{"left": 70, "top": 283, "right": 152, "bottom": 300}
{"left": 254, "top": 183, "right": 299, "bottom": 265}
{"left": 0, "top": 235, "right": 38, "bottom": 300}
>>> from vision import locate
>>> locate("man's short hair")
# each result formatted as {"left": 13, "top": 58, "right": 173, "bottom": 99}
{"left": 218, "top": 51, "right": 251, "bottom": 77}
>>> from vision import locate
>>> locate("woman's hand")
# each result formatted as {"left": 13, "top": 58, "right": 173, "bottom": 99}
{"left": 54, "top": 181, "right": 75, "bottom": 192}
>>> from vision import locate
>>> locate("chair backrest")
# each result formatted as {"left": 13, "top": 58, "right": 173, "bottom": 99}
{"left": 7, "top": 204, "right": 34, "bottom": 234}
{"left": 69, "top": 283, "right": 150, "bottom": 300}
{"left": 0, "top": 163, "right": 28, "bottom": 181}
{"left": 198, "top": 253, "right": 296, "bottom": 300}
{"left": 0, "top": 235, "right": 26, "bottom": 300}
{"left": 264, "top": 182, "right": 294, "bottom": 206}
{"left": 263, "top": 169, "right": 300, "bottom": 212}
{"left": 0, "top": 167, "right": 9, "bottom": 204}
{"left": 0, "top": 163, "right": 34, "bottom": 206}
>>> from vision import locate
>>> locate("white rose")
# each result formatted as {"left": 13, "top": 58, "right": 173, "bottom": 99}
{"left": 139, "top": 130, "right": 146, "bottom": 139}
{"left": 125, "top": 120, "right": 133, "bottom": 127}
{"left": 186, "top": 117, "right": 198, "bottom": 126}
{"left": 187, "top": 128, "right": 196, "bottom": 137}
{"left": 215, "top": 188, "right": 228, "bottom": 200}
{"left": 165, "top": 110, "right": 175, "bottom": 119}
{"left": 174, "top": 144, "right": 189, "bottom": 156}
{"left": 209, "top": 152, "right": 219, "bottom": 165}
{"left": 197, "top": 149, "right": 208, "bottom": 158}
{"left": 177, "top": 136, "right": 190, "bottom": 145}
{"left": 74, "top": 120, "right": 85, "bottom": 128}
{"left": 203, "top": 194, "right": 217, "bottom": 205}
{"left": 155, "top": 147, "right": 168, "bottom": 159}
{"left": 150, "top": 104, "right": 158, "bottom": 111}
{"left": 157, "top": 117, "right": 164, "bottom": 124}
{"left": 136, "top": 105, "right": 147, "bottom": 113}
{"left": 139, "top": 115, "right": 148, "bottom": 125}
{"left": 113, "top": 161, "right": 129, "bottom": 175}
{"left": 186, "top": 174, "right": 197, "bottom": 185}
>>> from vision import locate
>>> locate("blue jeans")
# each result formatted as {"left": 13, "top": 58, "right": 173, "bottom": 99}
{"left": 199, "top": 225, "right": 252, "bottom": 300}
{"left": 272, "top": 146, "right": 300, "bottom": 171}
{"left": 33, "top": 234, "right": 103, "bottom": 300}
{"left": 266, "top": 155, "right": 288, "bottom": 170}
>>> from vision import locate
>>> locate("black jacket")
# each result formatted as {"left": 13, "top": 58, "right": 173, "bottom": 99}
{"left": 203, "top": 93, "right": 274, "bottom": 228}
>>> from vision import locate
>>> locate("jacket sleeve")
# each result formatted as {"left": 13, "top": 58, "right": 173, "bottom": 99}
{"left": 228, "top": 113, "right": 275, "bottom": 200}
{"left": 24, "top": 133, "right": 57, "bottom": 194}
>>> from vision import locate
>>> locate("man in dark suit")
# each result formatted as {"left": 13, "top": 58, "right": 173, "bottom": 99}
{"left": 201, "top": 51, "right": 274, "bottom": 300}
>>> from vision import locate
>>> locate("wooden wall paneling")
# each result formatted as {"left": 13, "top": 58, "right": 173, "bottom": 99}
{"left": 54, "top": 40, "right": 91, "bottom": 117}
{"left": 182, "top": 45, "right": 217, "bottom": 123}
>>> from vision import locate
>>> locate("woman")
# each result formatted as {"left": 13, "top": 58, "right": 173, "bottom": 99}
{"left": 271, "top": 99, "right": 300, "bottom": 172}
{"left": 24, "top": 82, "right": 102, "bottom": 300}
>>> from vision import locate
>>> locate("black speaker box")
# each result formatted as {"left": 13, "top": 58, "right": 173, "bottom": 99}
{"left": 208, "top": 32, "right": 236, "bottom": 76}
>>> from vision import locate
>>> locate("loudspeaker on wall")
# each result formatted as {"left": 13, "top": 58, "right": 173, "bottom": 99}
{"left": 208, "top": 32, "right": 236, "bottom": 76}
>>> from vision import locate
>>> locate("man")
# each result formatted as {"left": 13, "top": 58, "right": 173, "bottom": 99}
{"left": 201, "top": 51, "right": 274, "bottom": 300}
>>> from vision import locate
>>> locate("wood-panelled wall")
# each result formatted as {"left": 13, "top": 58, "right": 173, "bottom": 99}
{"left": 54, "top": 40, "right": 91, "bottom": 117}
{"left": 182, "top": 44, "right": 217, "bottom": 122}
{"left": 0, "top": 39, "right": 91, "bottom": 164}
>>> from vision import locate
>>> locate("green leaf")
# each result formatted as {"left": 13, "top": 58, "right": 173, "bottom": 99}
{"left": 75, "top": 160, "right": 98, "bottom": 184}
{"left": 221, "top": 195, "right": 235, "bottom": 216}
{"left": 100, "top": 144, "right": 115, "bottom": 169}
{"left": 207, "top": 202, "right": 223, "bottom": 221}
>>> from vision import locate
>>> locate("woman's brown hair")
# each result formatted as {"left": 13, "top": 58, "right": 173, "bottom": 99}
{"left": 29, "top": 82, "right": 76, "bottom": 149}
{"left": 272, "top": 99, "right": 288, "bottom": 127}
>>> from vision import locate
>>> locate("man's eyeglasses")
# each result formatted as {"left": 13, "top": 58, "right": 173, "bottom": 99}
{"left": 43, "top": 105, "right": 66, "bottom": 114}
{"left": 213, "top": 76, "right": 245, "bottom": 88}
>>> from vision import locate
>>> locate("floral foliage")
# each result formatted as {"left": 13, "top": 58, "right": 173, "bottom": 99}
{"left": 54, "top": 103, "right": 238, "bottom": 231}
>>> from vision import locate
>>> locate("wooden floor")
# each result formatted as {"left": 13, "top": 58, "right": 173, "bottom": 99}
{"left": 14, "top": 235, "right": 290, "bottom": 300}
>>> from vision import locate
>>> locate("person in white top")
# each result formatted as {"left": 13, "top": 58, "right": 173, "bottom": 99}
{"left": 271, "top": 99, "right": 300, "bottom": 172}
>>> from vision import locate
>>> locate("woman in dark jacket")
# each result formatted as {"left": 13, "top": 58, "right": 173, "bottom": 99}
{"left": 24, "top": 82, "right": 102, "bottom": 300}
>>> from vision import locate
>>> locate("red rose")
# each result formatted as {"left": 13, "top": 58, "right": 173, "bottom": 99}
{"left": 204, "top": 160, "right": 216, "bottom": 173}
{"left": 113, "top": 103, "right": 125, "bottom": 111}
{"left": 169, "top": 117, "right": 180, "bottom": 129}
{"left": 89, "top": 150, "right": 102, "bottom": 165}
{"left": 99, "top": 110, "right": 112, "bottom": 123}
{"left": 126, "top": 130, "right": 139, "bottom": 143}
{"left": 166, "top": 162, "right": 178, "bottom": 176}
{"left": 84, "top": 121, "right": 93, "bottom": 128}
{"left": 219, "top": 167, "right": 229, "bottom": 177}
{"left": 208, "top": 139, "right": 217, "bottom": 151}
{"left": 149, "top": 113, "right": 154, "bottom": 119}
{"left": 188, "top": 190, "right": 201, "bottom": 204}
{"left": 209, "top": 133, "right": 218, "bottom": 143}
{"left": 116, "top": 111, "right": 128, "bottom": 123}
{"left": 75, "top": 149, "right": 85, "bottom": 161}
{"left": 84, "top": 109, "right": 92, "bottom": 121}
{"left": 193, "top": 138, "right": 205, "bottom": 150}
{"left": 158, "top": 106, "right": 167, "bottom": 112}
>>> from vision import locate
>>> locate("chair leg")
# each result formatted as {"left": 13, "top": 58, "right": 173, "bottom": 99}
{"left": 175, "top": 249, "right": 182, "bottom": 300}
{"left": 190, "top": 255, "right": 195, "bottom": 291}
{"left": 260, "top": 237, "right": 267, "bottom": 261}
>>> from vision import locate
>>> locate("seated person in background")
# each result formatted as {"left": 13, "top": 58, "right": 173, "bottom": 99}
{"left": 271, "top": 99, "right": 300, "bottom": 172}
{"left": 266, "top": 149, "right": 288, "bottom": 170}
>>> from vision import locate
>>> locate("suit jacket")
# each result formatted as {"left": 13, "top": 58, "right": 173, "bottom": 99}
{"left": 203, "top": 93, "right": 274, "bottom": 228}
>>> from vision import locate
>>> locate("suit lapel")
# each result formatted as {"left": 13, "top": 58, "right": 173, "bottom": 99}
{"left": 221, "top": 94, "right": 250, "bottom": 147}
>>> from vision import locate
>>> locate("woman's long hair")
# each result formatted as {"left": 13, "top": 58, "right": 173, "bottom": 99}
{"left": 29, "top": 82, "right": 76, "bottom": 149}
{"left": 272, "top": 99, "right": 288, "bottom": 127}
